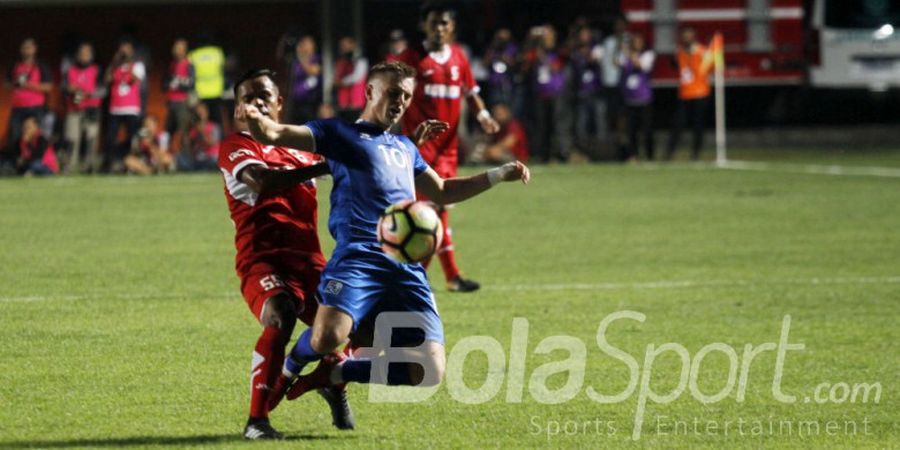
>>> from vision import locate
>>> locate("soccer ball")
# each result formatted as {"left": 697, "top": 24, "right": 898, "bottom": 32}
{"left": 377, "top": 200, "right": 443, "bottom": 263}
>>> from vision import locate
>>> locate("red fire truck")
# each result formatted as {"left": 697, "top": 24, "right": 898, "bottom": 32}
{"left": 621, "top": 0, "right": 805, "bottom": 87}
{"left": 623, "top": 0, "right": 900, "bottom": 91}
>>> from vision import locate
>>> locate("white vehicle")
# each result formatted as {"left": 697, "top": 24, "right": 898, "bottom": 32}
{"left": 810, "top": 0, "right": 900, "bottom": 90}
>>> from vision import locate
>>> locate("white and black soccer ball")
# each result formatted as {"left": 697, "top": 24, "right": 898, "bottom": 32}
{"left": 377, "top": 200, "right": 443, "bottom": 263}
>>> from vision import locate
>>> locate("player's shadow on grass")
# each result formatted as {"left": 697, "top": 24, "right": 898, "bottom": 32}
{"left": 0, "top": 432, "right": 354, "bottom": 448}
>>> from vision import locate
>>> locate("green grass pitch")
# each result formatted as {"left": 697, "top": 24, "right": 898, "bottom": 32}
{"left": 0, "top": 160, "right": 897, "bottom": 448}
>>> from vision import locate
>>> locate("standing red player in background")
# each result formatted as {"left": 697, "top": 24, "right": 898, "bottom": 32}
{"left": 389, "top": 0, "right": 500, "bottom": 292}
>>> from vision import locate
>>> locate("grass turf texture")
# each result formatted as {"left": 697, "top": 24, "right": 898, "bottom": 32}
{"left": 0, "top": 160, "right": 897, "bottom": 448}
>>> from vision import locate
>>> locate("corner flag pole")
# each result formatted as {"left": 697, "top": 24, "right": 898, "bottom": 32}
{"left": 713, "top": 32, "right": 726, "bottom": 166}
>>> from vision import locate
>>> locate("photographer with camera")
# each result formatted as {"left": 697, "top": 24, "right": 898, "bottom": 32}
{"left": 124, "top": 115, "right": 173, "bottom": 175}
{"left": 62, "top": 42, "right": 105, "bottom": 174}
{"left": 164, "top": 38, "right": 195, "bottom": 155}
{"left": 5, "top": 38, "right": 52, "bottom": 150}
{"left": 0, "top": 115, "right": 56, "bottom": 176}
{"left": 104, "top": 39, "right": 146, "bottom": 173}
{"left": 177, "top": 102, "right": 220, "bottom": 172}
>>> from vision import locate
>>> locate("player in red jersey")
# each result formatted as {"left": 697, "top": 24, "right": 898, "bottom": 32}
{"left": 219, "top": 68, "right": 354, "bottom": 440}
{"left": 388, "top": 0, "right": 501, "bottom": 292}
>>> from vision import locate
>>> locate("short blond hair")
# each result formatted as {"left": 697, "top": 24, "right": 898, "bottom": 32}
{"left": 369, "top": 60, "right": 417, "bottom": 80}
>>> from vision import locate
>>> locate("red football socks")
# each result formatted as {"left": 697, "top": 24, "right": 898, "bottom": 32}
{"left": 436, "top": 209, "right": 460, "bottom": 281}
{"left": 249, "top": 326, "right": 287, "bottom": 419}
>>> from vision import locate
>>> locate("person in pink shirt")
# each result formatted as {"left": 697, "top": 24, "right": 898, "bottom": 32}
{"left": 62, "top": 42, "right": 104, "bottom": 174}
{"left": 104, "top": 39, "right": 146, "bottom": 172}
{"left": 6, "top": 38, "right": 52, "bottom": 149}
{"left": 333, "top": 36, "right": 368, "bottom": 121}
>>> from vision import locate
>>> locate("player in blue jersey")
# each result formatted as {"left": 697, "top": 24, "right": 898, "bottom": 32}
{"left": 237, "top": 61, "right": 529, "bottom": 409}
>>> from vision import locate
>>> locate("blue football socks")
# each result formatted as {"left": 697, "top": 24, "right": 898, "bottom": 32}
{"left": 284, "top": 328, "right": 323, "bottom": 376}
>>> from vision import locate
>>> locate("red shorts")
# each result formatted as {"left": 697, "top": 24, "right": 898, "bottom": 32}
{"left": 420, "top": 143, "right": 458, "bottom": 179}
{"left": 418, "top": 153, "right": 456, "bottom": 206}
{"left": 240, "top": 260, "right": 322, "bottom": 326}
{"left": 430, "top": 156, "right": 458, "bottom": 179}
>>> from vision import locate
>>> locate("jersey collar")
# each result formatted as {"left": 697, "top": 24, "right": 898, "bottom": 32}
{"left": 424, "top": 41, "right": 452, "bottom": 65}
{"left": 355, "top": 119, "right": 389, "bottom": 134}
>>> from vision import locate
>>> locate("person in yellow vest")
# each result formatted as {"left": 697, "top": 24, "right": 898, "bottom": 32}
{"left": 666, "top": 27, "right": 712, "bottom": 161}
{"left": 188, "top": 37, "right": 225, "bottom": 125}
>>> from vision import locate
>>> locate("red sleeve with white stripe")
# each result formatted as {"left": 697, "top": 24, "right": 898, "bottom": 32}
{"left": 218, "top": 133, "right": 267, "bottom": 179}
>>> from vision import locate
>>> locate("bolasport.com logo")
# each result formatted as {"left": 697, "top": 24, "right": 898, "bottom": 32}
{"left": 361, "top": 311, "right": 882, "bottom": 441}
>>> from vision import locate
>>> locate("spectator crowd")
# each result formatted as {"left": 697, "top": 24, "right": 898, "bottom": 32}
{"left": 1, "top": 14, "right": 715, "bottom": 176}
{"left": 1, "top": 35, "right": 228, "bottom": 176}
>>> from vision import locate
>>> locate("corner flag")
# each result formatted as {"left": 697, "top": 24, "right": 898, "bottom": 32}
{"left": 712, "top": 32, "right": 726, "bottom": 165}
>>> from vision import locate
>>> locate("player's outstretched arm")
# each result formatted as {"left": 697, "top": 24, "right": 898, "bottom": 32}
{"left": 468, "top": 93, "right": 500, "bottom": 134}
{"left": 415, "top": 161, "right": 529, "bottom": 205}
{"left": 240, "top": 162, "right": 330, "bottom": 195}
{"left": 235, "top": 103, "right": 317, "bottom": 152}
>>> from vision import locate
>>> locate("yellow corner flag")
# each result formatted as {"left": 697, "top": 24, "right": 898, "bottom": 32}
{"left": 712, "top": 32, "right": 726, "bottom": 165}
{"left": 711, "top": 32, "right": 725, "bottom": 69}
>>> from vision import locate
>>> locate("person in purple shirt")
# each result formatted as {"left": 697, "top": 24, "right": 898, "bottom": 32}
{"left": 530, "top": 25, "right": 571, "bottom": 163}
{"left": 619, "top": 34, "right": 656, "bottom": 161}
{"left": 482, "top": 28, "right": 520, "bottom": 109}
{"left": 569, "top": 26, "right": 604, "bottom": 156}
{"left": 287, "top": 36, "right": 322, "bottom": 125}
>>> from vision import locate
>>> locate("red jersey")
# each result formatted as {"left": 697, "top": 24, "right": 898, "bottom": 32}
{"left": 218, "top": 131, "right": 326, "bottom": 276}
{"left": 389, "top": 43, "right": 477, "bottom": 167}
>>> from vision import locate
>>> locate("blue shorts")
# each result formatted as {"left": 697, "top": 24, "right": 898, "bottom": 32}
{"left": 318, "top": 243, "right": 444, "bottom": 346}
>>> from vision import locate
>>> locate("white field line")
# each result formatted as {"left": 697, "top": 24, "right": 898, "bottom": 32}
{"left": 4, "top": 276, "right": 897, "bottom": 302}
{"left": 487, "top": 276, "right": 900, "bottom": 292}
{"left": 0, "top": 292, "right": 240, "bottom": 303}
{"left": 717, "top": 160, "right": 900, "bottom": 178}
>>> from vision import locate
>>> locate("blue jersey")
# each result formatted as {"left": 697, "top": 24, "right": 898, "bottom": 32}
{"left": 306, "top": 118, "right": 430, "bottom": 248}
{"left": 306, "top": 119, "right": 444, "bottom": 345}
